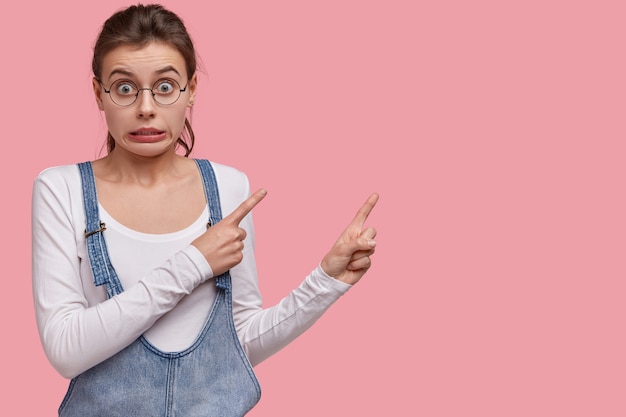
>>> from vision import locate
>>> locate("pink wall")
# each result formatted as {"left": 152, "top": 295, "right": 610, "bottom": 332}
{"left": 3, "top": 0, "right": 626, "bottom": 415}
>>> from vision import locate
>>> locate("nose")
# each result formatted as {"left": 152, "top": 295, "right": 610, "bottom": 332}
{"left": 136, "top": 88, "right": 156, "bottom": 118}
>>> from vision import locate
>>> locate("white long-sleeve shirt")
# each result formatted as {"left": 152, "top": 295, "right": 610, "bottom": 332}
{"left": 32, "top": 161, "right": 351, "bottom": 379}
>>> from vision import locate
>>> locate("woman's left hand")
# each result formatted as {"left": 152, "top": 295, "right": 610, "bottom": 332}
{"left": 320, "top": 193, "right": 379, "bottom": 285}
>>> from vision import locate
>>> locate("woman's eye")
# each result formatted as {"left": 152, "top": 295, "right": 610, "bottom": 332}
{"left": 156, "top": 80, "right": 174, "bottom": 94}
{"left": 115, "top": 82, "right": 136, "bottom": 95}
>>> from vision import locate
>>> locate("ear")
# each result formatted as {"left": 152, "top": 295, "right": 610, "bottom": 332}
{"left": 92, "top": 77, "right": 105, "bottom": 110}
{"left": 187, "top": 72, "right": 198, "bottom": 107}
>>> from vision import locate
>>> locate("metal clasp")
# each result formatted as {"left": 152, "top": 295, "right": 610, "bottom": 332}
{"left": 85, "top": 222, "right": 107, "bottom": 237}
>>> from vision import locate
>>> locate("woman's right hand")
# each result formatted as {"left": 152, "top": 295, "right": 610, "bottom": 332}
{"left": 191, "top": 189, "right": 267, "bottom": 276}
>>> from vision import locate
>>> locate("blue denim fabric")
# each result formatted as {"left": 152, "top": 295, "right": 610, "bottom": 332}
{"left": 59, "top": 160, "right": 261, "bottom": 417}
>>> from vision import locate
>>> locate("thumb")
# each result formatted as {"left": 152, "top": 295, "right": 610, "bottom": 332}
{"left": 360, "top": 227, "right": 377, "bottom": 240}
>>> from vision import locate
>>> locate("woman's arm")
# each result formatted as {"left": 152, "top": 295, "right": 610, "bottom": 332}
{"left": 32, "top": 168, "right": 213, "bottom": 379}
{"left": 231, "top": 192, "right": 378, "bottom": 366}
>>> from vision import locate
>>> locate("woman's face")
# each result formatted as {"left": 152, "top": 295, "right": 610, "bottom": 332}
{"left": 93, "top": 42, "right": 197, "bottom": 158}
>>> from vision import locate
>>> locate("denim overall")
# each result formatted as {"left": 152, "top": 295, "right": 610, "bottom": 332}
{"left": 59, "top": 159, "right": 261, "bottom": 417}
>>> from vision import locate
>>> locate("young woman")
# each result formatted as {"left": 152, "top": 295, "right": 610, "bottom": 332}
{"left": 32, "top": 4, "right": 378, "bottom": 416}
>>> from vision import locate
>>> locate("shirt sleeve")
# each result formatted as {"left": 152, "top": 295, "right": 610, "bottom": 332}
{"left": 238, "top": 264, "right": 352, "bottom": 367}
{"left": 31, "top": 167, "right": 214, "bottom": 379}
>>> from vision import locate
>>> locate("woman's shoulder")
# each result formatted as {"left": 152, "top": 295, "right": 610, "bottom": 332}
{"left": 34, "top": 163, "right": 83, "bottom": 187}
{"left": 195, "top": 159, "right": 252, "bottom": 208}
{"left": 32, "top": 163, "right": 86, "bottom": 214}
{"left": 199, "top": 159, "right": 250, "bottom": 188}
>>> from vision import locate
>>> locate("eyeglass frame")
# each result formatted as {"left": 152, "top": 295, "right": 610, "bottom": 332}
{"left": 97, "top": 78, "right": 189, "bottom": 107}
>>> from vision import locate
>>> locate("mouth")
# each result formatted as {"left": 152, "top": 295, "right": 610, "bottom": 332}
{"left": 129, "top": 128, "right": 166, "bottom": 143}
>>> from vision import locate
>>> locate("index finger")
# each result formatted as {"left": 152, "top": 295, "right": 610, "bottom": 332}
{"left": 225, "top": 189, "right": 267, "bottom": 225}
{"left": 349, "top": 193, "right": 379, "bottom": 229}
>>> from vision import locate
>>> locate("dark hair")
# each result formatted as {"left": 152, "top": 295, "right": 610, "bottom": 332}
{"left": 93, "top": 3, "right": 196, "bottom": 156}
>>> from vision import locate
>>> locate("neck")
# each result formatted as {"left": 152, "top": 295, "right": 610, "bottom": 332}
{"left": 95, "top": 148, "right": 190, "bottom": 186}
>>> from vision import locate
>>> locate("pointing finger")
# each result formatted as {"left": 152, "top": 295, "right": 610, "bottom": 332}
{"left": 225, "top": 189, "right": 267, "bottom": 225}
{"left": 349, "top": 193, "right": 379, "bottom": 230}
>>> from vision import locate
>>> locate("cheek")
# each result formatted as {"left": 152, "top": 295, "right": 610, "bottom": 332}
{"left": 170, "top": 107, "right": 189, "bottom": 131}
{"left": 103, "top": 109, "right": 125, "bottom": 130}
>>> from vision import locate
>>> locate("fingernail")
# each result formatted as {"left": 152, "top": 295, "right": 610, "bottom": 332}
{"left": 368, "top": 240, "right": 376, "bottom": 248}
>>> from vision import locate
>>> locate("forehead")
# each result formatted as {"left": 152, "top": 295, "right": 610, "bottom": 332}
{"left": 101, "top": 42, "right": 187, "bottom": 81}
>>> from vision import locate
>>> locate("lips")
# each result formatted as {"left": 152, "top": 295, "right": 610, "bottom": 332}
{"left": 129, "top": 127, "right": 166, "bottom": 143}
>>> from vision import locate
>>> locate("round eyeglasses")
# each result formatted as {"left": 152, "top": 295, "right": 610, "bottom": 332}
{"left": 99, "top": 78, "right": 188, "bottom": 106}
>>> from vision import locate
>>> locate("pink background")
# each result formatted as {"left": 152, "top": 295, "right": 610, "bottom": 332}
{"left": 2, "top": 0, "right": 625, "bottom": 415}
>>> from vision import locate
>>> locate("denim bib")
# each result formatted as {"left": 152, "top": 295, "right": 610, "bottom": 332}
{"left": 59, "top": 159, "right": 261, "bottom": 417}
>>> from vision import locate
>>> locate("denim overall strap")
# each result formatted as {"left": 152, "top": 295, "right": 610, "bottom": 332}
{"left": 77, "top": 162, "right": 124, "bottom": 298}
{"left": 193, "top": 158, "right": 260, "bottom": 405}
{"left": 195, "top": 159, "right": 230, "bottom": 292}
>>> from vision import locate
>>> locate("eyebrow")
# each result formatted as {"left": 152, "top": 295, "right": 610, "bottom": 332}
{"left": 107, "top": 66, "right": 182, "bottom": 81}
